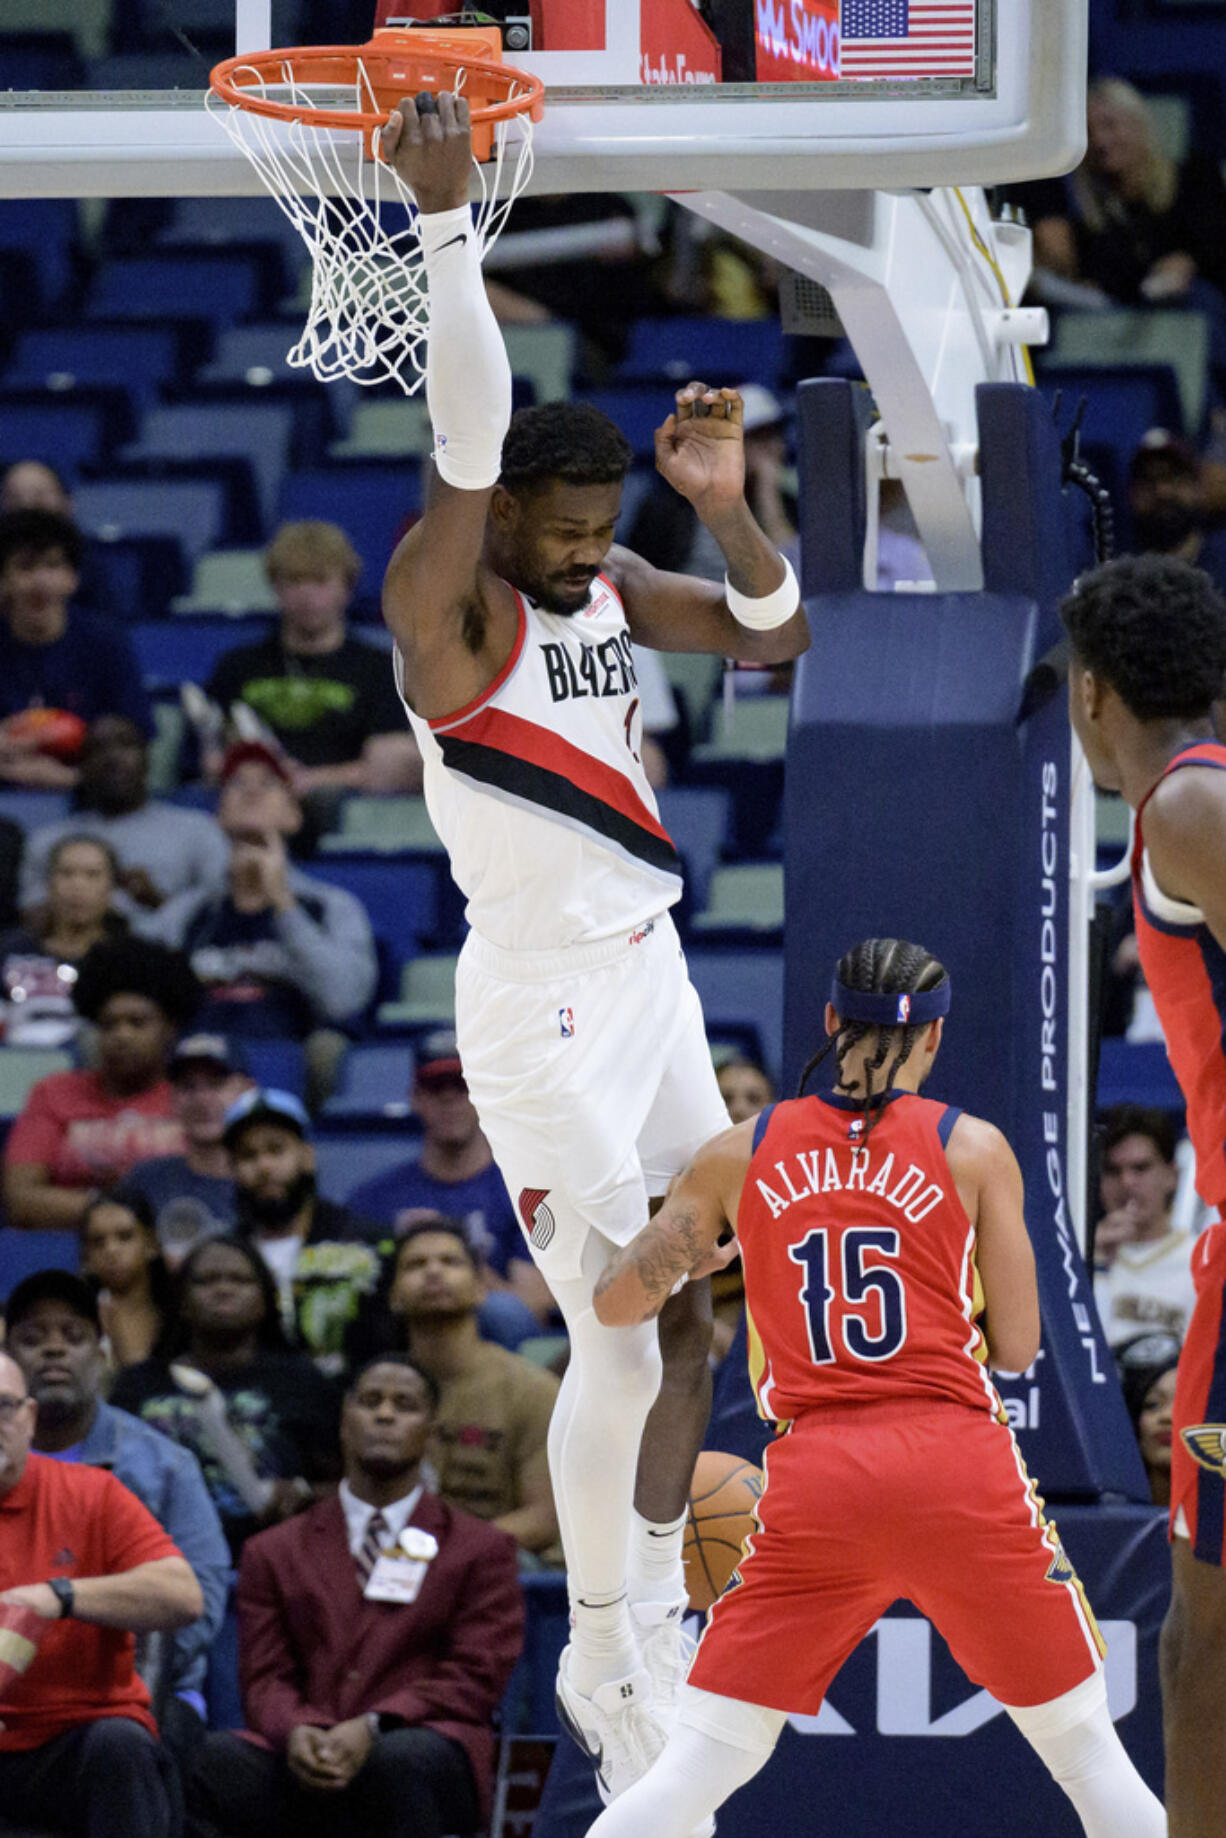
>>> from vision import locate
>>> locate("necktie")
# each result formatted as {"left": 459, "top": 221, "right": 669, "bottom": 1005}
{"left": 356, "top": 1510, "right": 389, "bottom": 1590}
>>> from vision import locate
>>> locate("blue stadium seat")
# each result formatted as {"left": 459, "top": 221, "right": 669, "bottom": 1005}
{"left": 196, "top": 322, "right": 318, "bottom": 387}
{"left": 0, "top": 1230, "right": 81, "bottom": 1302}
{"left": 4, "top": 325, "right": 182, "bottom": 411}
{"left": 575, "top": 388, "right": 668, "bottom": 459}
{"left": 615, "top": 316, "right": 787, "bottom": 389}
{"left": 656, "top": 786, "right": 731, "bottom": 908}
{"left": 0, "top": 790, "right": 72, "bottom": 833}
{"left": 73, "top": 478, "right": 229, "bottom": 562}
{"left": 121, "top": 402, "right": 296, "bottom": 536}
{"left": 1036, "top": 363, "right": 1185, "bottom": 461}
{"left": 320, "top": 1042, "right": 416, "bottom": 1124}
{"left": 0, "top": 200, "right": 80, "bottom": 314}
{"left": 308, "top": 856, "right": 441, "bottom": 973}
{"left": 0, "top": 391, "right": 124, "bottom": 475}
{"left": 314, "top": 1130, "right": 421, "bottom": 1201}
{"left": 1096, "top": 1038, "right": 1185, "bottom": 1114}
{"left": 278, "top": 467, "right": 423, "bottom": 591}
{"left": 130, "top": 615, "right": 275, "bottom": 692}
{"left": 88, "top": 533, "right": 190, "bottom": 622}
{"left": 84, "top": 254, "right": 269, "bottom": 330}
{"left": 242, "top": 1039, "right": 306, "bottom": 1098}
{"left": 686, "top": 949, "right": 784, "bottom": 1080}
{"left": 159, "top": 196, "right": 309, "bottom": 279}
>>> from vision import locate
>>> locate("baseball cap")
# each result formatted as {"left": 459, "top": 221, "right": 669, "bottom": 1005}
{"left": 414, "top": 1028, "right": 465, "bottom": 1087}
{"left": 169, "top": 1032, "right": 249, "bottom": 1080}
{"left": 738, "top": 384, "right": 786, "bottom": 434}
{"left": 222, "top": 1086, "right": 312, "bottom": 1148}
{"left": 5, "top": 1269, "right": 100, "bottom": 1337}
{"left": 1129, "top": 427, "right": 1201, "bottom": 482}
{"left": 220, "top": 740, "right": 294, "bottom": 789}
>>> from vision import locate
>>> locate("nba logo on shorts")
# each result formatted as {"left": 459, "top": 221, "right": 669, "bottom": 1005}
{"left": 897, "top": 994, "right": 911, "bottom": 1023}
{"left": 559, "top": 1006, "right": 575, "bottom": 1038}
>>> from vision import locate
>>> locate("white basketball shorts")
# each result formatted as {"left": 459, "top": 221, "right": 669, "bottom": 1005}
{"left": 454, "top": 911, "right": 731, "bottom": 1283}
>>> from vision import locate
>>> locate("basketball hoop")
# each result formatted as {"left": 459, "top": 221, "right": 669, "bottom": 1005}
{"left": 207, "top": 28, "right": 544, "bottom": 393}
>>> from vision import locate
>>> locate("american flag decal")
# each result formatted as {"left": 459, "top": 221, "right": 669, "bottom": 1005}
{"left": 841, "top": 0, "right": 977, "bottom": 79}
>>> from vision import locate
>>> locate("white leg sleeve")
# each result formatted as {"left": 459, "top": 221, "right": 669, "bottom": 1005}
{"left": 585, "top": 1690, "right": 786, "bottom": 1838}
{"left": 1005, "top": 1672, "right": 1167, "bottom": 1837}
{"left": 419, "top": 204, "right": 513, "bottom": 489}
{"left": 549, "top": 1271, "right": 664, "bottom": 1609}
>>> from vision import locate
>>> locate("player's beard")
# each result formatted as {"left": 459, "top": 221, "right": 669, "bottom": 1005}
{"left": 236, "top": 1171, "right": 316, "bottom": 1232}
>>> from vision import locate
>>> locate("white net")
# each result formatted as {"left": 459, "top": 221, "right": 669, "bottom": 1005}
{"left": 206, "top": 57, "right": 536, "bottom": 393}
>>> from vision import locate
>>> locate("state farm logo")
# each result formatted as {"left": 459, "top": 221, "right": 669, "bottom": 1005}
{"left": 640, "top": 52, "right": 718, "bottom": 84}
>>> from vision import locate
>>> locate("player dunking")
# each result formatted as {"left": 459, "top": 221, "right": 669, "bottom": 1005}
{"left": 1063, "top": 552, "right": 1226, "bottom": 1838}
{"left": 378, "top": 93, "right": 809, "bottom": 1797}
{"left": 585, "top": 938, "right": 1166, "bottom": 1837}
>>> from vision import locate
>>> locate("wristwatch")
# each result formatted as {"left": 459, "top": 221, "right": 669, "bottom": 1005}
{"left": 46, "top": 1577, "right": 75, "bottom": 1619}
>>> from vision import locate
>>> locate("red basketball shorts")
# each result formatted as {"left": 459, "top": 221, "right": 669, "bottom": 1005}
{"left": 1170, "top": 1219, "right": 1226, "bottom": 1565}
{"left": 687, "top": 1402, "right": 1105, "bottom": 1715}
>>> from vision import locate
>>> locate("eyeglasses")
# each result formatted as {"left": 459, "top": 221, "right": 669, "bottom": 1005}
{"left": 0, "top": 1395, "right": 31, "bottom": 1421}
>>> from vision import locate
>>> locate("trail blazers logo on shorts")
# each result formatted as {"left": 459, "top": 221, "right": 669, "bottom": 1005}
{"left": 518, "top": 1187, "right": 556, "bottom": 1252}
{"left": 1181, "top": 1424, "right": 1226, "bottom": 1475}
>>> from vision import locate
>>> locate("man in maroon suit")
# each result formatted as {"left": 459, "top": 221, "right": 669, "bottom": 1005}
{"left": 185, "top": 1353, "right": 524, "bottom": 1838}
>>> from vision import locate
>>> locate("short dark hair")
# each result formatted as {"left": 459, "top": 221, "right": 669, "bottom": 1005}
{"left": 82, "top": 1183, "right": 157, "bottom": 1237}
{"left": 499, "top": 402, "right": 633, "bottom": 497}
{"left": 394, "top": 1216, "right": 481, "bottom": 1273}
{"left": 159, "top": 1233, "right": 288, "bottom": 1358}
{"left": 346, "top": 1351, "right": 439, "bottom": 1412}
{"left": 1060, "top": 555, "right": 1226, "bottom": 721}
{"left": 1099, "top": 1104, "right": 1179, "bottom": 1166}
{"left": 47, "top": 832, "right": 120, "bottom": 882}
{"left": 72, "top": 937, "right": 201, "bottom": 1029}
{"left": 0, "top": 508, "right": 84, "bottom": 574}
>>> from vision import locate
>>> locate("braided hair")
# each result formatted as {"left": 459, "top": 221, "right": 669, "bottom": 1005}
{"left": 797, "top": 938, "right": 949, "bottom": 1140}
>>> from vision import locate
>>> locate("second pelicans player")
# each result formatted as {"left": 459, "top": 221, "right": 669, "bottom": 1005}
{"left": 588, "top": 939, "right": 1166, "bottom": 1837}
{"left": 379, "top": 93, "right": 809, "bottom": 1798}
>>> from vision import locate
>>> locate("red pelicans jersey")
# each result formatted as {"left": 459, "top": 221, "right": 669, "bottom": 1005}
{"left": 396, "top": 573, "right": 683, "bottom": 952}
{"left": 740, "top": 1091, "right": 1003, "bottom": 1425}
{"left": 1132, "top": 741, "right": 1226, "bottom": 1207}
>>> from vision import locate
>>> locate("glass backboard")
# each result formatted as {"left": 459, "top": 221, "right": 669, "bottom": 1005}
{"left": 0, "top": 0, "right": 1087, "bottom": 196}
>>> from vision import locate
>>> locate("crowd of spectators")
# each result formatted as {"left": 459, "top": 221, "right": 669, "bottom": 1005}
{"left": 2, "top": 35, "right": 1224, "bottom": 1832}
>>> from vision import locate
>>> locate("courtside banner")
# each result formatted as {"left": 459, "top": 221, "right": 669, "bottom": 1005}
{"left": 533, "top": 1503, "right": 1167, "bottom": 1836}
{"left": 755, "top": 0, "right": 841, "bottom": 78}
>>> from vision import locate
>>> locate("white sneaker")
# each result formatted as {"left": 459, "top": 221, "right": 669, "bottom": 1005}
{"left": 632, "top": 1597, "right": 697, "bottom": 1730}
{"left": 632, "top": 1602, "right": 715, "bottom": 1837}
{"left": 555, "top": 1645, "right": 668, "bottom": 1800}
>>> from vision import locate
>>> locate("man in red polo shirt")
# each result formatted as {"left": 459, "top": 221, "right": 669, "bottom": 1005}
{"left": 0, "top": 1348, "right": 204, "bottom": 1836}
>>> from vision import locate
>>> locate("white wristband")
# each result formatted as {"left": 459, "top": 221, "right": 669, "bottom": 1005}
{"left": 724, "top": 556, "right": 800, "bottom": 631}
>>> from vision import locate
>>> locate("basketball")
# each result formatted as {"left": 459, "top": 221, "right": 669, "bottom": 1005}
{"left": 682, "top": 1450, "right": 764, "bottom": 1612}
{"left": 4, "top": 707, "right": 87, "bottom": 762}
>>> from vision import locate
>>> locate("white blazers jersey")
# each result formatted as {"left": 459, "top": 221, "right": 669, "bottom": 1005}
{"left": 396, "top": 573, "right": 683, "bottom": 951}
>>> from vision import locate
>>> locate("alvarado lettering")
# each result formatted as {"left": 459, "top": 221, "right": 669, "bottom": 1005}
{"left": 755, "top": 1148, "right": 944, "bottom": 1223}
{"left": 542, "top": 633, "right": 638, "bottom": 704}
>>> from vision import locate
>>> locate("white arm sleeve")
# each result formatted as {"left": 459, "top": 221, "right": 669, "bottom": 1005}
{"left": 419, "top": 204, "right": 514, "bottom": 491}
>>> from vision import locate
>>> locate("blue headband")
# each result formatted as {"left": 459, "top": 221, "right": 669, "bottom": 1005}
{"left": 830, "top": 977, "right": 951, "bottom": 1028}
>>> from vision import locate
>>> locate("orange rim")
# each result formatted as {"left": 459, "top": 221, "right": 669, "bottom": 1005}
{"left": 208, "top": 38, "right": 545, "bottom": 135}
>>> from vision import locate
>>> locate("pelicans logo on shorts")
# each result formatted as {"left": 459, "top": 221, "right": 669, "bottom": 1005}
{"left": 1044, "top": 1539, "right": 1076, "bottom": 1586}
{"left": 1181, "top": 1424, "right": 1226, "bottom": 1476}
{"left": 518, "top": 1187, "right": 556, "bottom": 1251}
